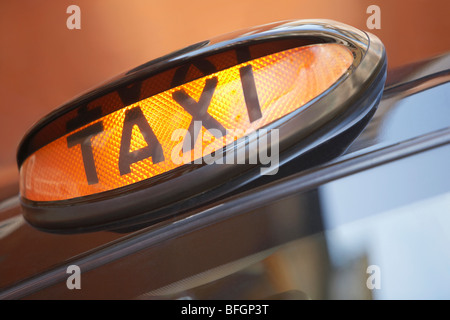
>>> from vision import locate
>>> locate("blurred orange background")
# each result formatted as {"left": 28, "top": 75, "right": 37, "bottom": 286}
{"left": 1, "top": 0, "right": 449, "bottom": 180}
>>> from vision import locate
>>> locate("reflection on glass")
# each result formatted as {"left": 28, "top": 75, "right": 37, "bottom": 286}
{"left": 140, "top": 145, "right": 450, "bottom": 300}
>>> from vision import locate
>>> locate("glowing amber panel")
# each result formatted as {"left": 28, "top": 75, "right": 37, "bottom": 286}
{"left": 20, "top": 43, "right": 353, "bottom": 201}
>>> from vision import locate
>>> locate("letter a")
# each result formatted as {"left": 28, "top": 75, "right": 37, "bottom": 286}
{"left": 366, "top": 265, "right": 381, "bottom": 290}
{"left": 66, "top": 5, "right": 81, "bottom": 30}
{"left": 119, "top": 106, "right": 164, "bottom": 175}
{"left": 66, "top": 265, "right": 81, "bottom": 290}
{"left": 366, "top": 5, "right": 381, "bottom": 30}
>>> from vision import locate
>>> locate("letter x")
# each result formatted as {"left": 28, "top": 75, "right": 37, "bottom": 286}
{"left": 172, "top": 77, "right": 226, "bottom": 152}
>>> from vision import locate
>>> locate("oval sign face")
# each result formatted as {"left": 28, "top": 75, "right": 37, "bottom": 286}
{"left": 17, "top": 20, "right": 386, "bottom": 232}
{"left": 20, "top": 44, "right": 353, "bottom": 202}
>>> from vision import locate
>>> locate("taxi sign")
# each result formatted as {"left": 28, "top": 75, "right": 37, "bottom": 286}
{"left": 17, "top": 20, "right": 387, "bottom": 232}
{"left": 21, "top": 44, "right": 353, "bottom": 202}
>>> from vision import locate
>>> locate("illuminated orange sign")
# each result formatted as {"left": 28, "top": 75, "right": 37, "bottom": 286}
{"left": 20, "top": 43, "right": 353, "bottom": 202}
